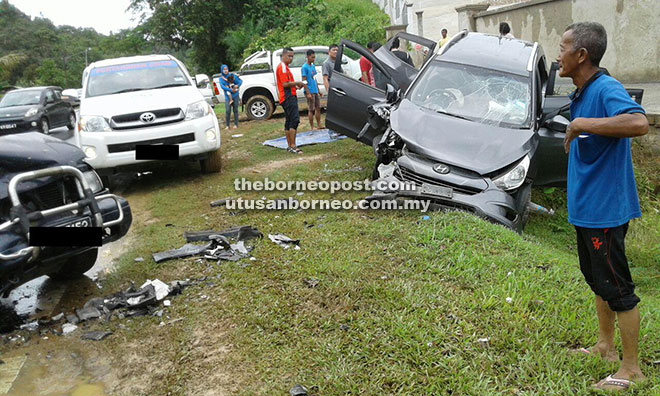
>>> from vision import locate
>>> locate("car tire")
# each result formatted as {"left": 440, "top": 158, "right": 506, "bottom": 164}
{"left": 40, "top": 118, "right": 49, "bottom": 135}
{"left": 514, "top": 182, "right": 532, "bottom": 233}
{"left": 246, "top": 95, "right": 274, "bottom": 120}
{"left": 49, "top": 248, "right": 98, "bottom": 280}
{"left": 66, "top": 112, "right": 76, "bottom": 130}
{"left": 200, "top": 149, "right": 222, "bottom": 173}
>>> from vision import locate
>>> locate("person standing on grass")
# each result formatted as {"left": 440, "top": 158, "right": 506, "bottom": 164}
{"left": 301, "top": 49, "right": 322, "bottom": 130}
{"left": 219, "top": 64, "right": 242, "bottom": 129}
{"left": 559, "top": 21, "right": 648, "bottom": 392}
{"left": 276, "top": 47, "right": 305, "bottom": 154}
{"left": 359, "top": 42, "right": 377, "bottom": 87}
{"left": 322, "top": 44, "right": 343, "bottom": 96}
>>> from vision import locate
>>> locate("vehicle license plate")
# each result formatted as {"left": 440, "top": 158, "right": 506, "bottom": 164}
{"left": 419, "top": 183, "right": 453, "bottom": 199}
{"left": 58, "top": 216, "right": 92, "bottom": 228}
{"left": 0, "top": 123, "right": 17, "bottom": 129}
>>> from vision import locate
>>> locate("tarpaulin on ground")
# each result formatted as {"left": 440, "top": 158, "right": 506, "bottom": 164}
{"left": 262, "top": 129, "right": 346, "bottom": 149}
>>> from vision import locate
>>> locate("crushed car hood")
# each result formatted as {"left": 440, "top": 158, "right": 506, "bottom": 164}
{"left": 81, "top": 86, "right": 203, "bottom": 118}
{"left": 390, "top": 99, "right": 537, "bottom": 174}
{"left": 0, "top": 105, "right": 37, "bottom": 118}
{"left": 0, "top": 132, "right": 87, "bottom": 200}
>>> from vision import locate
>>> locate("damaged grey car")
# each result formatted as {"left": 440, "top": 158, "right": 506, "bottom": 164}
{"left": 326, "top": 32, "right": 642, "bottom": 232}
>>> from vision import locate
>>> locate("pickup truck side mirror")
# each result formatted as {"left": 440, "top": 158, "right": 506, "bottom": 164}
{"left": 543, "top": 114, "right": 569, "bottom": 132}
{"left": 386, "top": 84, "right": 399, "bottom": 103}
{"left": 341, "top": 56, "right": 348, "bottom": 65}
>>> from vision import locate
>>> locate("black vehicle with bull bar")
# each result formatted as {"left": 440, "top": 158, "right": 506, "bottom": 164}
{"left": 0, "top": 132, "right": 132, "bottom": 297}
{"left": 326, "top": 31, "right": 643, "bottom": 232}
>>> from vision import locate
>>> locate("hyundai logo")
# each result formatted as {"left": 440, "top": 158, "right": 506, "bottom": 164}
{"left": 433, "top": 163, "right": 450, "bottom": 174}
{"left": 139, "top": 112, "right": 157, "bottom": 123}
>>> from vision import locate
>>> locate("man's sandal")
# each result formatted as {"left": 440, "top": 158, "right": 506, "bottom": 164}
{"left": 287, "top": 147, "right": 302, "bottom": 154}
{"left": 591, "top": 375, "right": 634, "bottom": 392}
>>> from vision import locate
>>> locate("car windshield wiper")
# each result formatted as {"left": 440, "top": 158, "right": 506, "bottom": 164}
{"left": 108, "top": 88, "right": 147, "bottom": 95}
{"left": 435, "top": 110, "right": 472, "bottom": 122}
{"left": 151, "top": 83, "right": 188, "bottom": 90}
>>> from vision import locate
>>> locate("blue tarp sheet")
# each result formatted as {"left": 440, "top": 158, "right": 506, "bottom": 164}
{"left": 262, "top": 129, "right": 346, "bottom": 149}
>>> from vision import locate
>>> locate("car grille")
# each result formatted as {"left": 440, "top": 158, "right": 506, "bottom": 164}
{"left": 107, "top": 133, "right": 196, "bottom": 153}
{"left": 110, "top": 108, "right": 184, "bottom": 130}
{"left": 395, "top": 166, "right": 482, "bottom": 196}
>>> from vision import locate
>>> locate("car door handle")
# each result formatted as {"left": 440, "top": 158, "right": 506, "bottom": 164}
{"left": 331, "top": 87, "right": 346, "bottom": 96}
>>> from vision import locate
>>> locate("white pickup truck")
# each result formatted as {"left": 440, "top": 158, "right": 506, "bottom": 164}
{"left": 212, "top": 46, "right": 361, "bottom": 120}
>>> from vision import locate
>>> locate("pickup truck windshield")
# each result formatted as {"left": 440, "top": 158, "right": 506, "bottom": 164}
{"left": 0, "top": 90, "right": 42, "bottom": 107}
{"left": 86, "top": 60, "right": 190, "bottom": 98}
{"left": 408, "top": 61, "right": 531, "bottom": 128}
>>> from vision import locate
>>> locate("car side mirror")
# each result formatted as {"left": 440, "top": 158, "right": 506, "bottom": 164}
{"left": 386, "top": 84, "right": 399, "bottom": 103}
{"left": 341, "top": 56, "right": 348, "bottom": 65}
{"left": 543, "top": 114, "right": 569, "bottom": 132}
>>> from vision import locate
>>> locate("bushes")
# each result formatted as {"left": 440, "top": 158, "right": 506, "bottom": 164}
{"left": 223, "top": 0, "right": 389, "bottom": 67}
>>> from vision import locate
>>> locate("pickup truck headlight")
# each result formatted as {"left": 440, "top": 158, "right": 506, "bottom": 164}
{"left": 83, "top": 170, "right": 104, "bottom": 193}
{"left": 185, "top": 100, "right": 211, "bottom": 120}
{"left": 80, "top": 115, "right": 111, "bottom": 132}
{"left": 25, "top": 107, "right": 39, "bottom": 117}
{"left": 493, "top": 155, "right": 530, "bottom": 191}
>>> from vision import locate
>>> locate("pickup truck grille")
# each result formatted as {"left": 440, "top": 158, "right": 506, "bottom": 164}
{"left": 107, "top": 133, "right": 195, "bottom": 153}
{"left": 110, "top": 108, "right": 184, "bottom": 130}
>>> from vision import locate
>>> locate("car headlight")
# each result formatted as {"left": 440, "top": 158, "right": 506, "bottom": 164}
{"left": 80, "top": 115, "right": 111, "bottom": 132}
{"left": 492, "top": 155, "right": 530, "bottom": 191}
{"left": 25, "top": 107, "right": 39, "bottom": 117}
{"left": 185, "top": 100, "right": 211, "bottom": 120}
{"left": 83, "top": 170, "right": 104, "bottom": 193}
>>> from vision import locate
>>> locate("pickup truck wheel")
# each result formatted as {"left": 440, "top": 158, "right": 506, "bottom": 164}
{"left": 246, "top": 95, "right": 274, "bottom": 120}
{"left": 49, "top": 248, "right": 98, "bottom": 280}
{"left": 200, "top": 149, "right": 222, "bottom": 173}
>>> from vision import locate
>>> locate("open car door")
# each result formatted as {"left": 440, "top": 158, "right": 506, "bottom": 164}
{"left": 374, "top": 32, "right": 437, "bottom": 90}
{"left": 326, "top": 39, "right": 397, "bottom": 146}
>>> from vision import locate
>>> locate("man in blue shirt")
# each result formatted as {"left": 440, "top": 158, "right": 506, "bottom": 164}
{"left": 301, "top": 49, "right": 322, "bottom": 130}
{"left": 559, "top": 22, "right": 649, "bottom": 391}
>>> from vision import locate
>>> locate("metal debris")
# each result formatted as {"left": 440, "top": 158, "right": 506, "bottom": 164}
{"left": 268, "top": 234, "right": 300, "bottom": 249}
{"left": 290, "top": 384, "right": 308, "bottom": 396}
{"left": 210, "top": 197, "right": 233, "bottom": 207}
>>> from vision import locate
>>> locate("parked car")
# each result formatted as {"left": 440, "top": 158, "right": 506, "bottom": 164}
{"left": 211, "top": 45, "right": 363, "bottom": 120}
{"left": 326, "top": 32, "right": 642, "bottom": 232}
{"left": 62, "top": 88, "right": 82, "bottom": 107}
{"left": 0, "top": 86, "right": 77, "bottom": 135}
{"left": 78, "top": 54, "right": 222, "bottom": 175}
{"left": 0, "top": 132, "right": 132, "bottom": 297}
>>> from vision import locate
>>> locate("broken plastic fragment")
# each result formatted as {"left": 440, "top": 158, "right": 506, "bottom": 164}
{"left": 81, "top": 331, "right": 112, "bottom": 341}
{"left": 290, "top": 384, "right": 308, "bottom": 396}
{"left": 152, "top": 243, "right": 211, "bottom": 263}
{"left": 268, "top": 234, "right": 300, "bottom": 249}
{"left": 76, "top": 306, "right": 102, "bottom": 321}
{"left": 140, "top": 279, "right": 170, "bottom": 301}
{"left": 505, "top": 297, "right": 513, "bottom": 304}
{"left": 62, "top": 323, "right": 78, "bottom": 335}
{"left": 377, "top": 162, "right": 396, "bottom": 179}
{"left": 19, "top": 321, "right": 39, "bottom": 331}
{"left": 210, "top": 197, "right": 233, "bottom": 207}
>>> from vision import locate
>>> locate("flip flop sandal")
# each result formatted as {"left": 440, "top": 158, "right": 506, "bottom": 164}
{"left": 286, "top": 147, "right": 302, "bottom": 154}
{"left": 591, "top": 375, "right": 632, "bottom": 391}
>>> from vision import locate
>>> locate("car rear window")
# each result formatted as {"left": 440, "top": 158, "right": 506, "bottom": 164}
{"left": 86, "top": 60, "right": 190, "bottom": 98}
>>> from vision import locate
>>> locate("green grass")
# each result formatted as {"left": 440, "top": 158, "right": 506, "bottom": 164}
{"left": 101, "top": 114, "right": 660, "bottom": 395}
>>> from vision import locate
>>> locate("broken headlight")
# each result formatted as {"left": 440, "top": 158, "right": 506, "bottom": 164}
{"left": 492, "top": 155, "right": 530, "bottom": 191}
{"left": 83, "top": 170, "right": 104, "bottom": 193}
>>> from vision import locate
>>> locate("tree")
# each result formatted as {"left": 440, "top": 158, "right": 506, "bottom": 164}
{"left": 35, "top": 59, "right": 66, "bottom": 87}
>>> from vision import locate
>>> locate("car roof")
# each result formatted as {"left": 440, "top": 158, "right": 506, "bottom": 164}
{"left": 438, "top": 32, "right": 536, "bottom": 76}
{"left": 87, "top": 54, "right": 176, "bottom": 69}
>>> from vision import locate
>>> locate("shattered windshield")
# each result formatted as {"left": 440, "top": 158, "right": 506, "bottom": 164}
{"left": 408, "top": 60, "right": 531, "bottom": 128}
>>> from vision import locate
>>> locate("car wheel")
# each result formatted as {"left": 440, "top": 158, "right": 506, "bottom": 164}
{"left": 200, "top": 148, "right": 222, "bottom": 173}
{"left": 246, "top": 95, "right": 274, "bottom": 121}
{"left": 66, "top": 112, "right": 76, "bottom": 130}
{"left": 49, "top": 248, "right": 98, "bottom": 280}
{"left": 514, "top": 182, "right": 532, "bottom": 233}
{"left": 40, "top": 118, "right": 49, "bottom": 135}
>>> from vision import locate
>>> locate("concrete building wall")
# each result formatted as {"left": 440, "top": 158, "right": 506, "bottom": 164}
{"left": 371, "top": 0, "right": 521, "bottom": 43}
{"left": 472, "top": 0, "right": 660, "bottom": 82}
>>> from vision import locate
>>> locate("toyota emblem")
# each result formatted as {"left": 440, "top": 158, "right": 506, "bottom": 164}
{"left": 433, "top": 163, "right": 450, "bottom": 174}
{"left": 139, "top": 112, "right": 156, "bottom": 123}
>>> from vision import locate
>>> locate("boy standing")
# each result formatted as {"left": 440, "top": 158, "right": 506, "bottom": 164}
{"left": 276, "top": 47, "right": 305, "bottom": 154}
{"left": 301, "top": 49, "right": 322, "bottom": 130}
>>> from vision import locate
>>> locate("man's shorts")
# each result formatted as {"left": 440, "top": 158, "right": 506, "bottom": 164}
{"left": 575, "top": 223, "right": 640, "bottom": 312}
{"left": 282, "top": 96, "right": 300, "bottom": 131}
{"left": 307, "top": 93, "right": 320, "bottom": 112}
